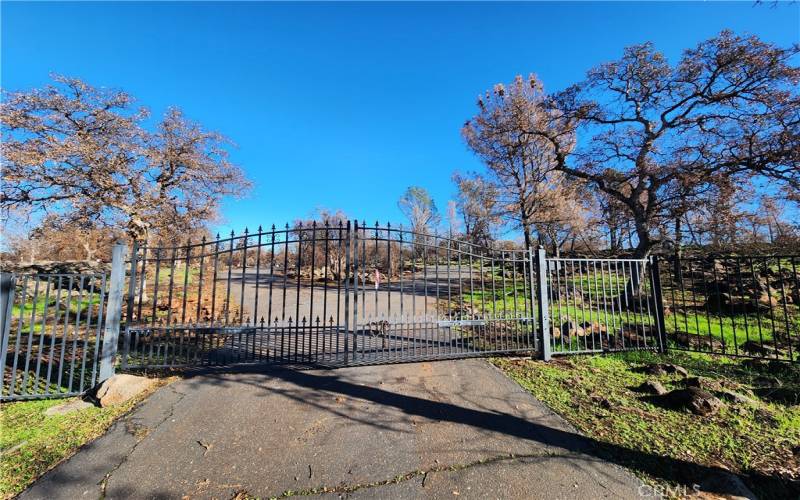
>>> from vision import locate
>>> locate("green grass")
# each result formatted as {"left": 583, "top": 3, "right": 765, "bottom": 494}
{"left": 666, "top": 310, "right": 791, "bottom": 348}
{"left": 0, "top": 380, "right": 167, "bottom": 499}
{"left": 10, "top": 293, "right": 104, "bottom": 337}
{"left": 492, "top": 352, "right": 800, "bottom": 499}
{"left": 460, "top": 286, "right": 532, "bottom": 316}
{"left": 457, "top": 271, "right": 798, "bottom": 359}
{"left": 155, "top": 266, "right": 198, "bottom": 286}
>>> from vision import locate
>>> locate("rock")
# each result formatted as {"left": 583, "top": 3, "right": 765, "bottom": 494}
{"left": 767, "top": 360, "right": 794, "bottom": 375}
{"left": 560, "top": 321, "right": 585, "bottom": 338}
{"left": 580, "top": 322, "right": 607, "bottom": 335}
{"left": 740, "top": 341, "right": 769, "bottom": 356}
{"left": 640, "top": 380, "right": 667, "bottom": 395}
{"left": 719, "top": 390, "right": 759, "bottom": 407}
{"left": 754, "top": 386, "right": 800, "bottom": 405}
{"left": 44, "top": 399, "right": 95, "bottom": 416}
{"left": 754, "top": 408, "right": 779, "bottom": 426}
{"left": 663, "top": 364, "right": 688, "bottom": 377}
{"left": 683, "top": 376, "right": 723, "bottom": 392}
{"left": 697, "top": 471, "right": 757, "bottom": 500}
{"left": 673, "top": 332, "right": 692, "bottom": 347}
{"left": 95, "top": 374, "right": 155, "bottom": 407}
{"left": 590, "top": 395, "right": 612, "bottom": 409}
{"left": 644, "top": 364, "right": 667, "bottom": 376}
{"left": 705, "top": 291, "right": 732, "bottom": 310}
{"left": 753, "top": 375, "right": 782, "bottom": 388}
{"left": 757, "top": 292, "right": 779, "bottom": 308}
{"left": 741, "top": 358, "right": 766, "bottom": 371}
{"left": 660, "top": 387, "right": 724, "bottom": 416}
{"left": 645, "top": 363, "right": 688, "bottom": 377}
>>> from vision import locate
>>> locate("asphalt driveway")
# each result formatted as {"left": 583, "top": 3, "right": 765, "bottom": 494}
{"left": 22, "top": 359, "right": 643, "bottom": 499}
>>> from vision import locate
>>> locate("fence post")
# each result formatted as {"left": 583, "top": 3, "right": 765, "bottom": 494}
{"left": 536, "top": 247, "right": 551, "bottom": 361}
{"left": 121, "top": 240, "right": 139, "bottom": 370}
{"left": 99, "top": 241, "right": 127, "bottom": 382}
{"left": 649, "top": 255, "right": 669, "bottom": 354}
{"left": 0, "top": 273, "right": 17, "bottom": 395}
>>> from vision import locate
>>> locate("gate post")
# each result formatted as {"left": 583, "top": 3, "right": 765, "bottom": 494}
{"left": 649, "top": 255, "right": 669, "bottom": 354}
{"left": 121, "top": 239, "right": 138, "bottom": 370}
{"left": 99, "top": 241, "right": 127, "bottom": 382}
{"left": 535, "top": 247, "right": 551, "bottom": 361}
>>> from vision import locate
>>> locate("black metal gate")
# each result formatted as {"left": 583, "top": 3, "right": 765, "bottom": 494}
{"left": 121, "top": 221, "right": 540, "bottom": 369}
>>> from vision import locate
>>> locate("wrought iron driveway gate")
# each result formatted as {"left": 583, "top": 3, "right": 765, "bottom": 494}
{"left": 121, "top": 222, "right": 542, "bottom": 369}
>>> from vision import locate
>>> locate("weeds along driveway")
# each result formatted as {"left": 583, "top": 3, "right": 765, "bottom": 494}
{"left": 21, "top": 359, "right": 644, "bottom": 499}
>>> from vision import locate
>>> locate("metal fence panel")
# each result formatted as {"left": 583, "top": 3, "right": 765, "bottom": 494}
{"left": 660, "top": 255, "right": 799, "bottom": 362}
{"left": 544, "top": 257, "right": 662, "bottom": 356}
{"left": 1, "top": 272, "right": 109, "bottom": 401}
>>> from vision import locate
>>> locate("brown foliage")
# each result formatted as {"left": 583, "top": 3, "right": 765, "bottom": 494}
{"left": 1, "top": 75, "right": 251, "bottom": 243}
{"left": 517, "top": 31, "right": 800, "bottom": 256}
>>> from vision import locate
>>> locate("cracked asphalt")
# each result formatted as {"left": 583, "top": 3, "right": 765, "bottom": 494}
{"left": 21, "top": 359, "right": 644, "bottom": 499}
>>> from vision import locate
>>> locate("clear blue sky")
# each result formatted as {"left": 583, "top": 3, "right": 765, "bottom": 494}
{"left": 3, "top": 1, "right": 799, "bottom": 236}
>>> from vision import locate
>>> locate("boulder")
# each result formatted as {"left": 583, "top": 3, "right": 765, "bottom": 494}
{"left": 753, "top": 375, "right": 782, "bottom": 388}
{"left": 44, "top": 399, "right": 95, "bottom": 416}
{"left": 697, "top": 471, "right": 757, "bottom": 500}
{"left": 660, "top": 387, "right": 723, "bottom": 416}
{"left": 644, "top": 364, "right": 667, "bottom": 376}
{"left": 719, "top": 390, "right": 759, "bottom": 407}
{"left": 673, "top": 332, "right": 692, "bottom": 347}
{"left": 581, "top": 322, "right": 607, "bottom": 335}
{"left": 663, "top": 363, "right": 688, "bottom": 377}
{"left": 95, "top": 374, "right": 155, "bottom": 407}
{"left": 645, "top": 363, "right": 688, "bottom": 377}
{"left": 740, "top": 341, "right": 769, "bottom": 356}
{"left": 741, "top": 358, "right": 766, "bottom": 371}
{"left": 757, "top": 292, "right": 779, "bottom": 308}
{"left": 639, "top": 380, "right": 668, "bottom": 395}
{"left": 560, "top": 321, "right": 585, "bottom": 338}
{"left": 754, "top": 386, "right": 800, "bottom": 405}
{"left": 684, "top": 376, "right": 723, "bottom": 392}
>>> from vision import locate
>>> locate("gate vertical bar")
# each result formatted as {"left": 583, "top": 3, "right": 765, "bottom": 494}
{"left": 526, "top": 250, "right": 537, "bottom": 352}
{"left": 99, "top": 242, "right": 127, "bottom": 381}
{"left": 649, "top": 255, "right": 669, "bottom": 353}
{"left": 343, "top": 221, "right": 352, "bottom": 364}
{"left": 535, "top": 247, "right": 551, "bottom": 361}
{"left": 122, "top": 240, "right": 139, "bottom": 370}
{"left": 0, "top": 273, "right": 17, "bottom": 397}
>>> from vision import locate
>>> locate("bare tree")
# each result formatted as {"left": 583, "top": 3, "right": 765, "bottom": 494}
{"left": 525, "top": 31, "right": 799, "bottom": 257}
{"left": 462, "top": 74, "right": 576, "bottom": 249}
{"left": 533, "top": 175, "right": 594, "bottom": 256}
{"left": 1, "top": 75, "right": 251, "bottom": 243}
{"left": 452, "top": 171, "right": 502, "bottom": 246}
{"left": 446, "top": 200, "right": 460, "bottom": 236}
{"left": 398, "top": 186, "right": 440, "bottom": 234}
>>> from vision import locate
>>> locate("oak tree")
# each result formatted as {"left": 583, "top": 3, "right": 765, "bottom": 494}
{"left": 1, "top": 75, "right": 250, "bottom": 245}
{"left": 528, "top": 31, "right": 799, "bottom": 257}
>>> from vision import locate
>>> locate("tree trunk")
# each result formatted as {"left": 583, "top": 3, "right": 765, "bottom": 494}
{"left": 609, "top": 225, "right": 620, "bottom": 253}
{"left": 617, "top": 217, "right": 653, "bottom": 308}
{"left": 673, "top": 217, "right": 683, "bottom": 281}
{"left": 522, "top": 220, "right": 533, "bottom": 250}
